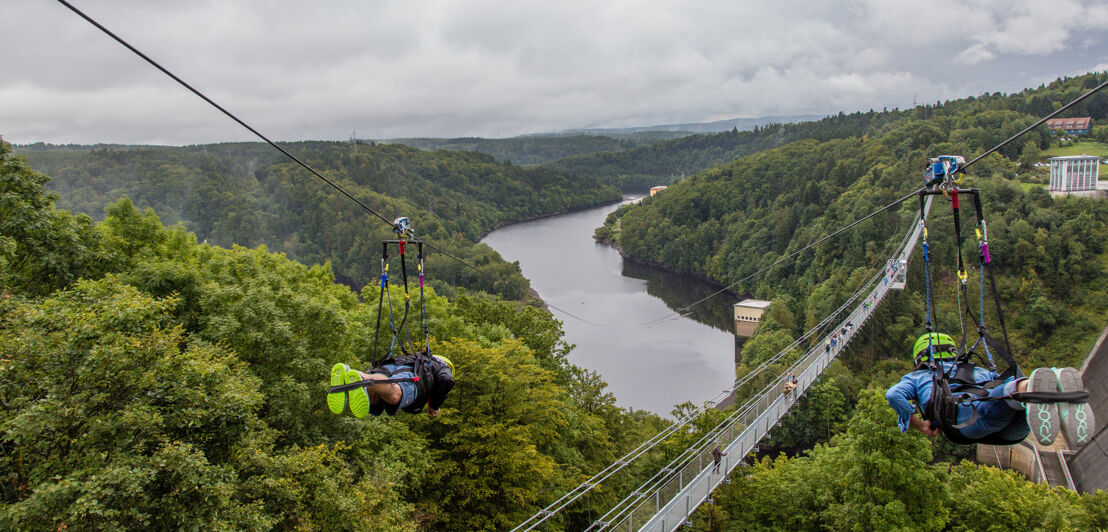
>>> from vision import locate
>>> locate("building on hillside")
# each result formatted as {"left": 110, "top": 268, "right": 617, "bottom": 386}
{"left": 1046, "top": 117, "right": 1092, "bottom": 135}
{"left": 649, "top": 186, "right": 668, "bottom": 196}
{"left": 734, "top": 299, "right": 772, "bottom": 338}
{"left": 1049, "top": 155, "right": 1100, "bottom": 195}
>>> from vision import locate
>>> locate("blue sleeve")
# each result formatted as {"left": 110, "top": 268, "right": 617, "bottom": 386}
{"left": 886, "top": 375, "right": 920, "bottom": 433}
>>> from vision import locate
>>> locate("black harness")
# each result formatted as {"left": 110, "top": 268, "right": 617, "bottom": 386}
{"left": 914, "top": 181, "right": 1089, "bottom": 445}
{"left": 921, "top": 341, "right": 1088, "bottom": 446}
{"left": 327, "top": 232, "right": 437, "bottom": 403}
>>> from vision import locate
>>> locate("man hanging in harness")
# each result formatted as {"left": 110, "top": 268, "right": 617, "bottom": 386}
{"left": 885, "top": 157, "right": 1094, "bottom": 447}
{"left": 325, "top": 217, "right": 456, "bottom": 417}
{"left": 328, "top": 353, "right": 455, "bottom": 417}
{"left": 885, "top": 333, "right": 1095, "bottom": 447}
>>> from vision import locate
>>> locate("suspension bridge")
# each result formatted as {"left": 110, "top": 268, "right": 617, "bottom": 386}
{"left": 512, "top": 197, "right": 932, "bottom": 532}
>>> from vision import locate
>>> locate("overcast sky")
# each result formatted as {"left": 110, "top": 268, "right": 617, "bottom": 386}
{"left": 4, "top": 0, "right": 1108, "bottom": 145}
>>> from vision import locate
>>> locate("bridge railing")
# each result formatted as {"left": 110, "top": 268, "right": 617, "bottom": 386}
{"left": 600, "top": 202, "right": 931, "bottom": 532}
{"left": 615, "top": 284, "right": 887, "bottom": 532}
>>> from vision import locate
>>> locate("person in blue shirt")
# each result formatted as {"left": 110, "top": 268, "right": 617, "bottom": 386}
{"left": 886, "top": 333, "right": 1094, "bottom": 447}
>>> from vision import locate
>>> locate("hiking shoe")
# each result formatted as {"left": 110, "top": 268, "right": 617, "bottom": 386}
{"left": 328, "top": 363, "right": 350, "bottom": 415}
{"left": 1055, "top": 367, "right": 1096, "bottom": 448}
{"left": 1027, "top": 368, "right": 1061, "bottom": 446}
{"left": 345, "top": 368, "right": 371, "bottom": 418}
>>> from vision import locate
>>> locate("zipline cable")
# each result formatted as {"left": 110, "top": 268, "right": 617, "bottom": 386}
{"left": 521, "top": 247, "right": 903, "bottom": 531}
{"left": 643, "top": 187, "right": 923, "bottom": 325}
{"left": 957, "top": 78, "right": 1108, "bottom": 174}
{"left": 54, "top": 0, "right": 394, "bottom": 230}
{"left": 54, "top": 0, "right": 555, "bottom": 311}
{"left": 519, "top": 227, "right": 913, "bottom": 531}
{"left": 646, "top": 75, "right": 1108, "bottom": 326}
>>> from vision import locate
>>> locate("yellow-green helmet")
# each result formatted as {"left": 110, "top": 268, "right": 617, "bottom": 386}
{"left": 912, "top": 332, "right": 957, "bottom": 362}
{"left": 434, "top": 355, "right": 455, "bottom": 376}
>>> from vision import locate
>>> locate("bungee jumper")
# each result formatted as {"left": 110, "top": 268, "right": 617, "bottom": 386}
{"left": 885, "top": 156, "right": 1095, "bottom": 447}
{"left": 327, "top": 217, "right": 456, "bottom": 418}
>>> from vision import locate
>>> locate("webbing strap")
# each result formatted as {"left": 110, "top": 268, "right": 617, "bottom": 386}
{"left": 950, "top": 188, "right": 971, "bottom": 354}
{"left": 372, "top": 243, "right": 389, "bottom": 366}
{"left": 952, "top": 403, "right": 978, "bottom": 429}
{"left": 1009, "top": 390, "right": 1089, "bottom": 403}
{"left": 372, "top": 238, "right": 430, "bottom": 369}
{"left": 328, "top": 377, "right": 418, "bottom": 394}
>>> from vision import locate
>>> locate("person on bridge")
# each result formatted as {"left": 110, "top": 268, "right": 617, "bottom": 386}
{"left": 783, "top": 373, "right": 799, "bottom": 398}
{"left": 885, "top": 333, "right": 1095, "bottom": 447}
{"left": 711, "top": 446, "right": 729, "bottom": 474}
{"left": 328, "top": 351, "right": 455, "bottom": 418}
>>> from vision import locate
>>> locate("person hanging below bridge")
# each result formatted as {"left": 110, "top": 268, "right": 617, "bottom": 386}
{"left": 885, "top": 333, "right": 1095, "bottom": 447}
{"left": 328, "top": 351, "right": 455, "bottom": 418}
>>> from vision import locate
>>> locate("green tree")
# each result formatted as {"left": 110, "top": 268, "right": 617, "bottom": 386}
{"left": 0, "top": 140, "right": 102, "bottom": 296}
{"left": 0, "top": 278, "right": 264, "bottom": 529}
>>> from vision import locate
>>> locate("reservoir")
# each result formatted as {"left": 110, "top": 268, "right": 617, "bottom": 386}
{"left": 482, "top": 198, "right": 739, "bottom": 416}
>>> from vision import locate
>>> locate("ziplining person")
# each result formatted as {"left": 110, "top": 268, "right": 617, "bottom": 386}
{"left": 886, "top": 156, "right": 1094, "bottom": 447}
{"left": 886, "top": 333, "right": 1094, "bottom": 446}
{"left": 329, "top": 354, "right": 455, "bottom": 417}
{"left": 326, "top": 217, "right": 456, "bottom": 417}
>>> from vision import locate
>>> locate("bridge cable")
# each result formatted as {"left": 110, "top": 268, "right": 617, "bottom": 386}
{"left": 643, "top": 187, "right": 923, "bottom": 325}
{"left": 516, "top": 236, "right": 912, "bottom": 530}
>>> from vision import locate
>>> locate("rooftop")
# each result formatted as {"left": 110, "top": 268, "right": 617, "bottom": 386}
{"left": 734, "top": 299, "right": 772, "bottom": 309}
{"left": 1050, "top": 155, "right": 1101, "bottom": 160}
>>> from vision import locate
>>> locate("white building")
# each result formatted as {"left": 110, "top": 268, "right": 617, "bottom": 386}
{"left": 1049, "top": 155, "right": 1100, "bottom": 193}
{"left": 733, "top": 299, "right": 772, "bottom": 337}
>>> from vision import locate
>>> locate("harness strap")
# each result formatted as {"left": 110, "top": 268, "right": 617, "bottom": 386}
{"left": 372, "top": 243, "right": 389, "bottom": 366}
{"left": 328, "top": 377, "right": 418, "bottom": 394}
{"left": 1008, "top": 390, "right": 1089, "bottom": 403}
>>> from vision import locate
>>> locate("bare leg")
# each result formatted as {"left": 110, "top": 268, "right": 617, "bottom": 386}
{"left": 358, "top": 371, "right": 404, "bottom": 406}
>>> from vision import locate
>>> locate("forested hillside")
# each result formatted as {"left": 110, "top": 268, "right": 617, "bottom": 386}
{"left": 3, "top": 138, "right": 1105, "bottom": 530}
{"left": 547, "top": 76, "right": 1108, "bottom": 190}
{"left": 0, "top": 141, "right": 668, "bottom": 530}
{"left": 544, "top": 112, "right": 908, "bottom": 189}
{"left": 8, "top": 72, "right": 1108, "bottom": 530}
{"left": 382, "top": 132, "right": 682, "bottom": 165}
{"left": 596, "top": 74, "right": 1108, "bottom": 460}
{"left": 17, "top": 141, "right": 620, "bottom": 298}
{"left": 600, "top": 73, "right": 1108, "bottom": 366}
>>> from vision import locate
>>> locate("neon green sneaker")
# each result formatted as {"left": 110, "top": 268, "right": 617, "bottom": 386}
{"left": 328, "top": 363, "right": 350, "bottom": 415}
{"left": 345, "top": 368, "right": 371, "bottom": 418}
{"left": 1027, "top": 368, "right": 1060, "bottom": 446}
{"left": 1055, "top": 367, "right": 1095, "bottom": 448}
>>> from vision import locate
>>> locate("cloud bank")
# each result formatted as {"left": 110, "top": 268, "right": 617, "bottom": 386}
{"left": 3, "top": 0, "right": 1107, "bottom": 144}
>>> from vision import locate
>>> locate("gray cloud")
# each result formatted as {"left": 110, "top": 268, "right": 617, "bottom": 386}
{"left": 3, "top": 0, "right": 1108, "bottom": 145}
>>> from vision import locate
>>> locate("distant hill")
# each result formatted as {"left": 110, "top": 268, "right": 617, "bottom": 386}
{"left": 380, "top": 115, "right": 822, "bottom": 166}
{"left": 558, "top": 114, "right": 825, "bottom": 135}
{"left": 378, "top": 134, "right": 674, "bottom": 165}
{"left": 543, "top": 111, "right": 907, "bottom": 189}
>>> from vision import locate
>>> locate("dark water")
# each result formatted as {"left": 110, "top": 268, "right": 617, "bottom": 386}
{"left": 482, "top": 198, "right": 739, "bottom": 417}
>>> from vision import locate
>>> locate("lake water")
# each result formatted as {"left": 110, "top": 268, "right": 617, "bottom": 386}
{"left": 482, "top": 198, "right": 739, "bottom": 417}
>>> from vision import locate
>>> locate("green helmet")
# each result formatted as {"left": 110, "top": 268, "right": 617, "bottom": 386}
{"left": 434, "top": 355, "right": 455, "bottom": 376}
{"left": 912, "top": 332, "right": 957, "bottom": 362}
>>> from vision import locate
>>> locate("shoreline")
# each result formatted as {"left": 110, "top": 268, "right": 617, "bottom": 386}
{"left": 477, "top": 197, "right": 623, "bottom": 241}
{"left": 594, "top": 235, "right": 742, "bottom": 296}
